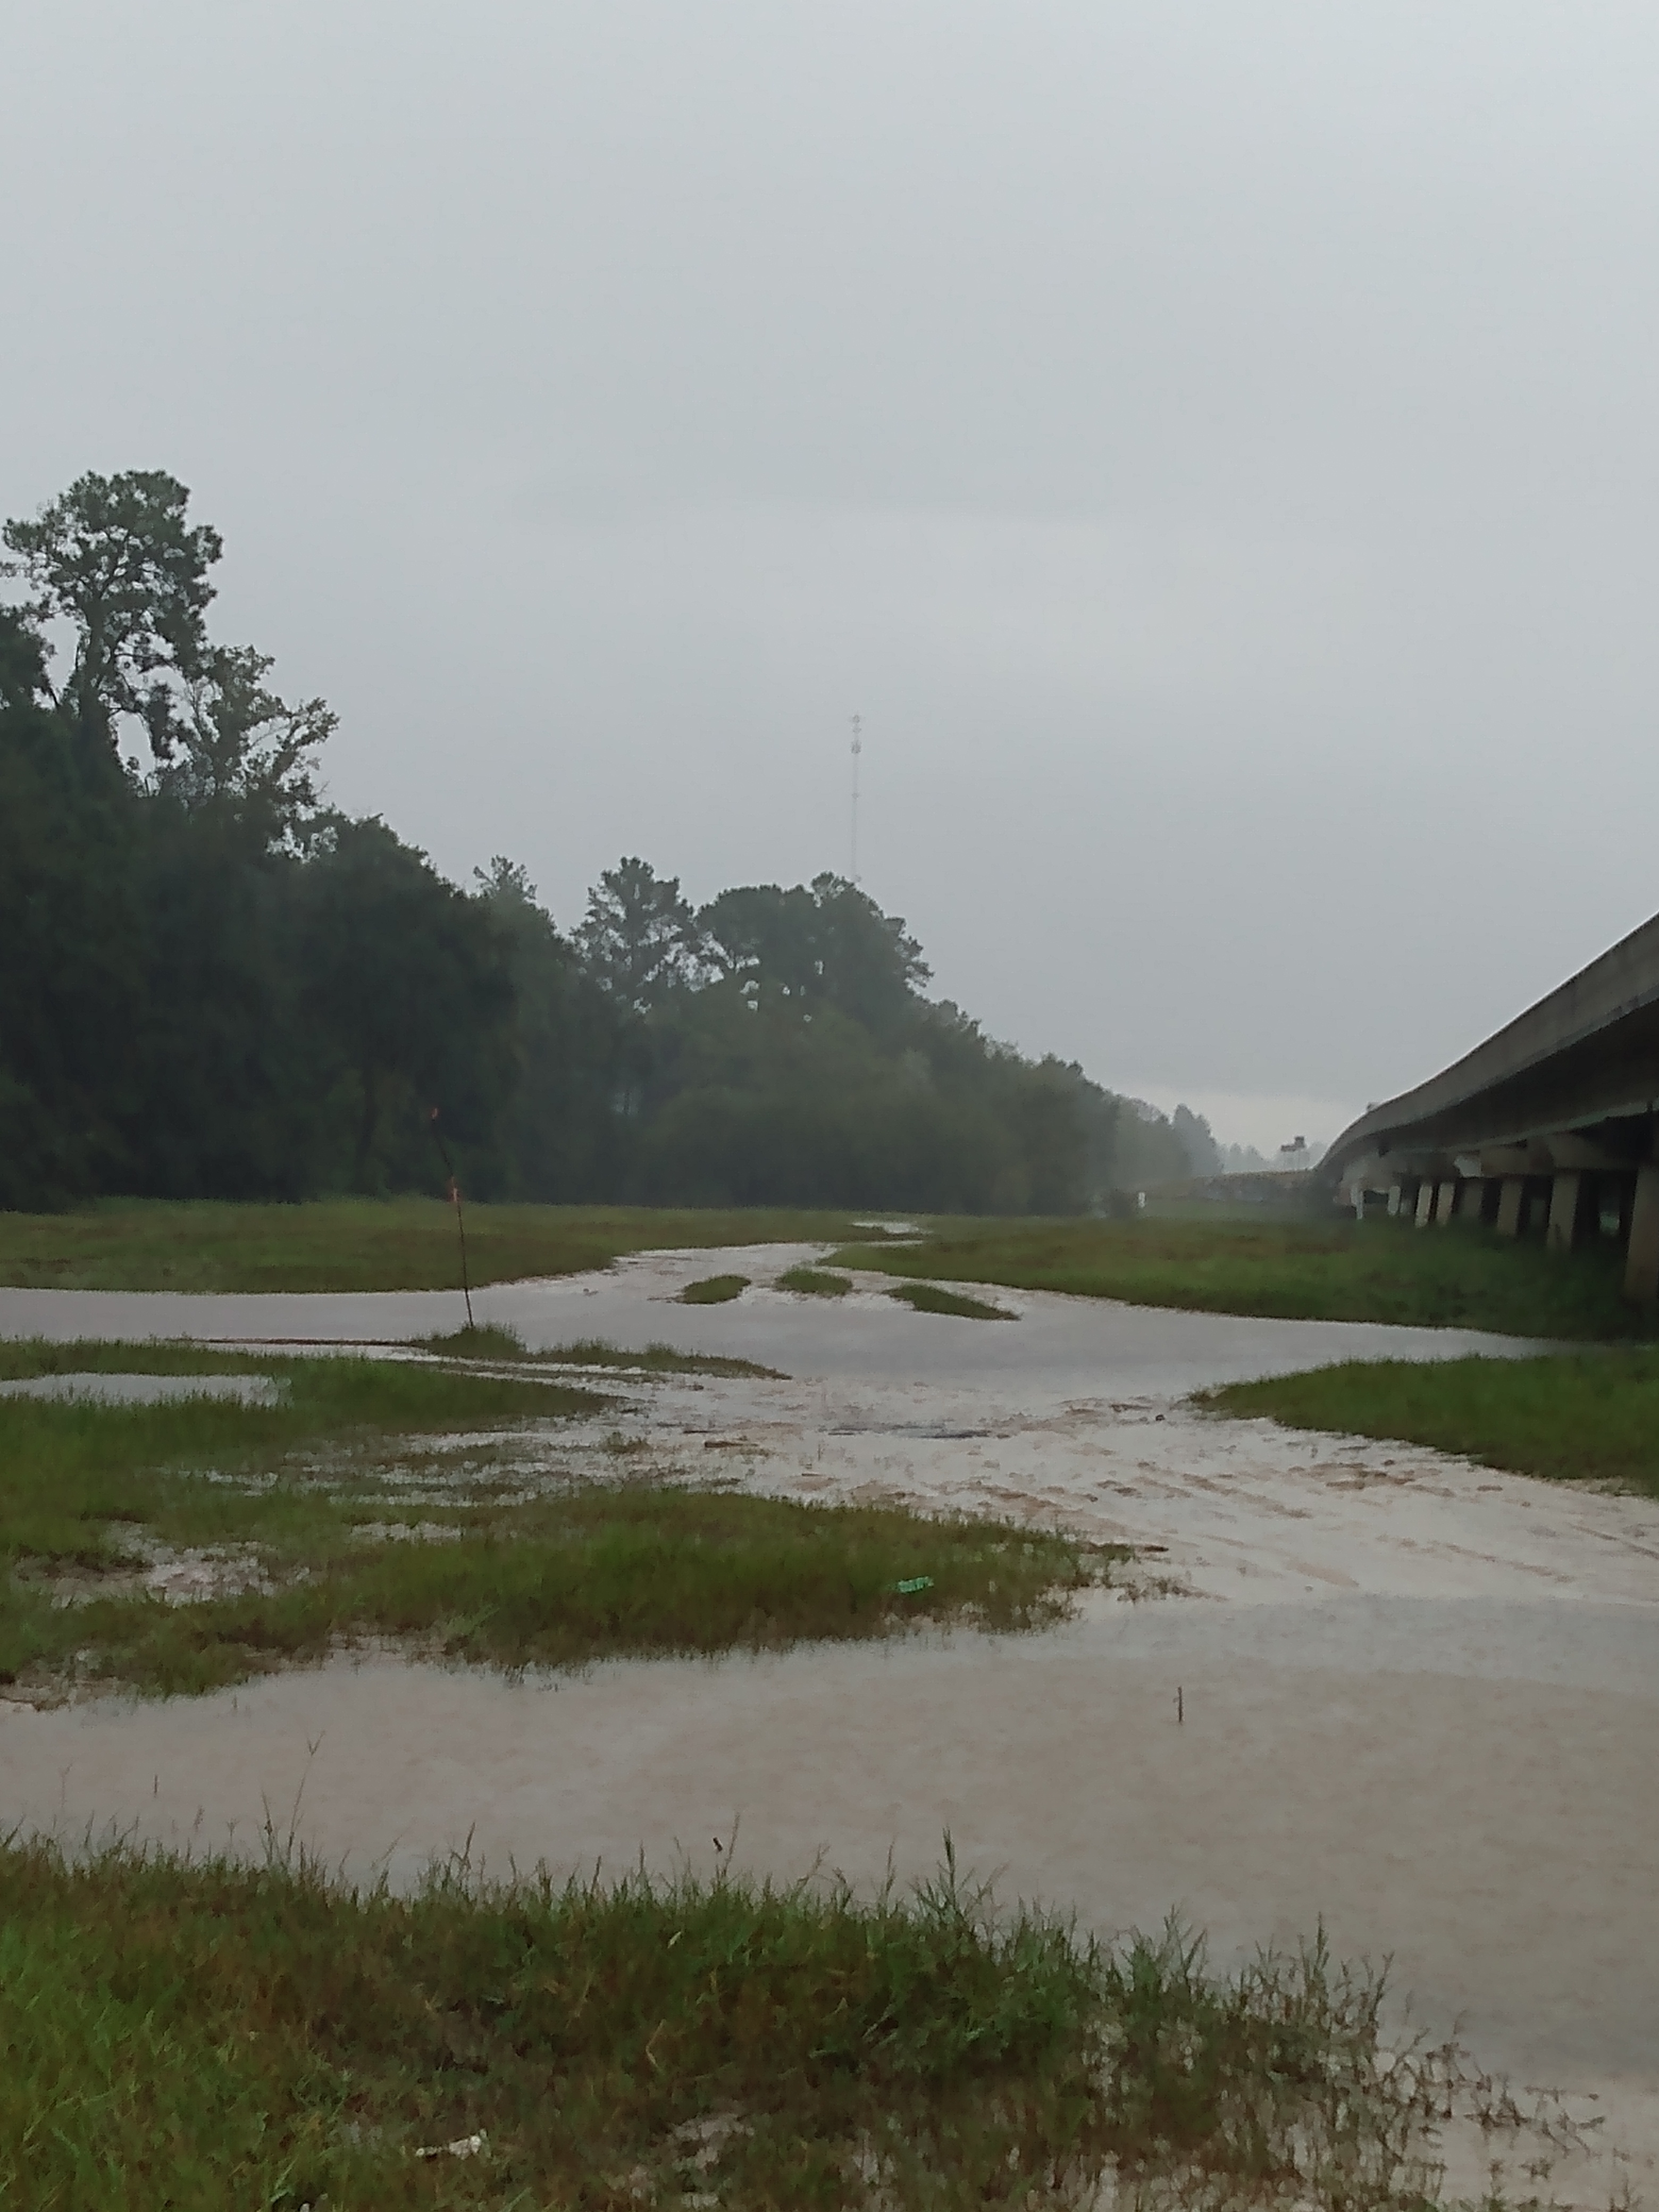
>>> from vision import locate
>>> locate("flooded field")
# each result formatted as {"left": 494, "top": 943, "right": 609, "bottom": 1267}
{"left": 4, "top": 1244, "right": 1657, "bottom": 2202}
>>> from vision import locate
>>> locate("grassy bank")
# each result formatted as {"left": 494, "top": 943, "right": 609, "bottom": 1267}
{"left": 0, "top": 1345, "right": 1108, "bottom": 1697}
{"left": 1203, "top": 1348, "right": 1659, "bottom": 1496}
{"left": 834, "top": 1214, "right": 1647, "bottom": 1339}
{"left": 0, "top": 1841, "right": 1451, "bottom": 2211}
{"left": 414, "top": 1325, "right": 778, "bottom": 1376}
{"left": 10, "top": 1197, "right": 1644, "bottom": 1340}
{"left": 0, "top": 1198, "right": 887, "bottom": 1295}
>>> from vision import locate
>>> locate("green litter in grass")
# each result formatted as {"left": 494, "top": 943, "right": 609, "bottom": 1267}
{"left": 891, "top": 1575, "right": 935, "bottom": 1594}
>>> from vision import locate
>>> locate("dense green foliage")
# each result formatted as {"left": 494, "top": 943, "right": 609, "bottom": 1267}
{"left": 0, "top": 1842, "right": 1447, "bottom": 2211}
{"left": 0, "top": 470, "right": 1200, "bottom": 1216}
{"left": 834, "top": 1211, "right": 1653, "bottom": 1339}
{"left": 1204, "top": 1347, "right": 1659, "bottom": 1494}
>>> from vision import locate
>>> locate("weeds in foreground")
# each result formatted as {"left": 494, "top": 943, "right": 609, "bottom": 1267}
{"left": 1203, "top": 1347, "right": 1659, "bottom": 1496}
{"left": 0, "top": 1839, "right": 1464, "bottom": 2211}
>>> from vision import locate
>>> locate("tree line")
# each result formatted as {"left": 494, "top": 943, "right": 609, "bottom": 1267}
{"left": 1, "top": 470, "right": 1224, "bottom": 1214}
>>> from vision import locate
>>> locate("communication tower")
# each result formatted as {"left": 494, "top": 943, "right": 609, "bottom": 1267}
{"left": 849, "top": 712, "right": 863, "bottom": 886}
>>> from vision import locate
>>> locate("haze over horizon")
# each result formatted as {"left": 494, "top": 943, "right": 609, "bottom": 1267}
{"left": 9, "top": 3, "right": 1659, "bottom": 1155}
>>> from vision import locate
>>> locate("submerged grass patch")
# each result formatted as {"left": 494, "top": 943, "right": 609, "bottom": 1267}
{"left": 415, "top": 1325, "right": 779, "bottom": 1377}
{"left": 779, "top": 1265, "right": 852, "bottom": 1297}
{"left": 677, "top": 1272, "right": 750, "bottom": 1304}
{"left": 0, "top": 1199, "right": 894, "bottom": 1295}
{"left": 1203, "top": 1348, "right": 1659, "bottom": 1497}
{"left": 26, "top": 1494, "right": 1103, "bottom": 1698}
{"left": 0, "top": 1344, "right": 1108, "bottom": 1697}
{"left": 886, "top": 1281, "right": 1013, "bottom": 1321}
{"left": 833, "top": 1213, "right": 1651, "bottom": 1340}
{"left": 0, "top": 1839, "right": 1460, "bottom": 2212}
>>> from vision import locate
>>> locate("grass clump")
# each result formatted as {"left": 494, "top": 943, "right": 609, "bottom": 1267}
{"left": 0, "top": 1839, "right": 1456, "bottom": 2211}
{"left": 678, "top": 1272, "right": 750, "bottom": 1304}
{"left": 832, "top": 1212, "right": 1652, "bottom": 1339}
{"left": 0, "top": 1199, "right": 895, "bottom": 1295}
{"left": 779, "top": 1265, "right": 852, "bottom": 1297}
{"left": 415, "top": 1321, "right": 533, "bottom": 1360}
{"left": 530, "top": 1336, "right": 781, "bottom": 1377}
{"left": 19, "top": 1493, "right": 1101, "bottom": 1698}
{"left": 1204, "top": 1347, "right": 1659, "bottom": 1496}
{"left": 415, "top": 1326, "right": 780, "bottom": 1376}
{"left": 886, "top": 1281, "right": 1013, "bottom": 1321}
{"left": 0, "top": 1338, "right": 314, "bottom": 1383}
{"left": 0, "top": 1344, "right": 1109, "bottom": 1697}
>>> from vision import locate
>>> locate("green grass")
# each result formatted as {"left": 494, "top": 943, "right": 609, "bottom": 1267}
{"left": 0, "top": 1840, "right": 1454, "bottom": 2211}
{"left": 1203, "top": 1347, "right": 1659, "bottom": 1497}
{"left": 677, "top": 1272, "right": 750, "bottom": 1304}
{"left": 0, "top": 1337, "right": 330, "bottom": 1382}
{"left": 0, "top": 1199, "right": 893, "bottom": 1295}
{"left": 10, "top": 1197, "right": 1645, "bottom": 1341}
{"left": 886, "top": 1281, "right": 1013, "bottom": 1321}
{"left": 416, "top": 1321, "right": 550, "bottom": 1360}
{"left": 0, "top": 1345, "right": 1111, "bottom": 1698}
{"left": 778, "top": 1266, "right": 852, "bottom": 1297}
{"left": 832, "top": 1213, "right": 1651, "bottom": 1339}
{"left": 416, "top": 1325, "right": 779, "bottom": 1376}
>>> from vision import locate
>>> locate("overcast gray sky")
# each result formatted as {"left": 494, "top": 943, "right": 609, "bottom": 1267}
{"left": 7, "top": 2, "right": 1659, "bottom": 1151}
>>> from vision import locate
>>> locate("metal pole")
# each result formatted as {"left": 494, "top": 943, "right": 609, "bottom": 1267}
{"left": 426, "top": 1107, "right": 475, "bottom": 1330}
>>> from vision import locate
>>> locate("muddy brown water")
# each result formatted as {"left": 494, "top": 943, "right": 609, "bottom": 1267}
{"left": 3, "top": 1247, "right": 1657, "bottom": 2197}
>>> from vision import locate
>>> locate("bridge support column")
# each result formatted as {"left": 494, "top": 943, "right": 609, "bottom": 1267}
{"left": 1386, "top": 1184, "right": 1402, "bottom": 1217}
{"left": 1460, "top": 1177, "right": 1485, "bottom": 1224}
{"left": 1624, "top": 1167, "right": 1659, "bottom": 1301}
{"left": 1546, "top": 1172, "right": 1582, "bottom": 1253}
{"left": 1495, "top": 1178, "right": 1525, "bottom": 1236}
{"left": 1434, "top": 1180, "right": 1459, "bottom": 1225}
{"left": 1414, "top": 1182, "right": 1435, "bottom": 1228}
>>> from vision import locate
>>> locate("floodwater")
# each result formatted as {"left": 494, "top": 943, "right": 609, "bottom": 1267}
{"left": 3, "top": 1245, "right": 1657, "bottom": 2200}
{"left": 0, "top": 1237, "right": 1554, "bottom": 1393}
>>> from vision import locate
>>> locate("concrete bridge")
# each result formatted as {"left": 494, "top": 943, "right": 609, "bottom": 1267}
{"left": 1323, "top": 910, "right": 1659, "bottom": 1298}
